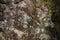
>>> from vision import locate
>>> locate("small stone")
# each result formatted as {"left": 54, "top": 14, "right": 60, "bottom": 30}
{"left": 45, "top": 22, "right": 49, "bottom": 27}
{"left": 4, "top": 20, "right": 7, "bottom": 23}
{"left": 23, "top": 24, "right": 28, "bottom": 28}
{"left": 41, "top": 28, "right": 45, "bottom": 32}
{"left": 10, "top": 13, "right": 13, "bottom": 16}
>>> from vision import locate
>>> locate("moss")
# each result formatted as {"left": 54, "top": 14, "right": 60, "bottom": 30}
{"left": 39, "top": 0, "right": 54, "bottom": 10}
{"left": 5, "top": 0, "right": 11, "bottom": 4}
{"left": 0, "top": 22, "right": 4, "bottom": 29}
{"left": 32, "top": 0, "right": 36, "bottom": 6}
{"left": 0, "top": 4, "right": 4, "bottom": 12}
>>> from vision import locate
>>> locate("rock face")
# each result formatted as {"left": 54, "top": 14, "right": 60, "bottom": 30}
{"left": 0, "top": 0, "right": 55, "bottom": 40}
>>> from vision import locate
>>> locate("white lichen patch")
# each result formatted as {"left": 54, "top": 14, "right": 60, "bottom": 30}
{"left": 23, "top": 24, "right": 28, "bottom": 28}
{"left": 18, "top": 1, "right": 27, "bottom": 8}
{"left": 13, "top": 28, "right": 28, "bottom": 38}
{"left": 35, "top": 27, "right": 41, "bottom": 34}
{"left": 39, "top": 34, "right": 50, "bottom": 40}
{"left": 44, "top": 22, "right": 49, "bottom": 27}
